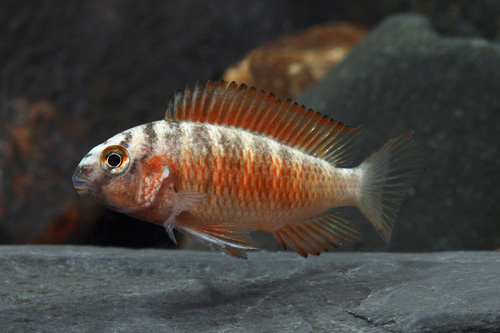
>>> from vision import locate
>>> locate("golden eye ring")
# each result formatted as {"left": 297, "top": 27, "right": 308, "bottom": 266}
{"left": 100, "top": 145, "right": 130, "bottom": 175}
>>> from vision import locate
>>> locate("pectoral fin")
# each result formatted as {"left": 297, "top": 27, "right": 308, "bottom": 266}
{"left": 163, "top": 184, "right": 207, "bottom": 244}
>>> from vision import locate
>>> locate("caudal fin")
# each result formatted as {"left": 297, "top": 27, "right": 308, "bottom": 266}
{"left": 357, "top": 131, "right": 421, "bottom": 242}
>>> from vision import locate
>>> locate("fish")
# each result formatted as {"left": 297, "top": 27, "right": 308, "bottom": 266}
{"left": 72, "top": 80, "right": 421, "bottom": 259}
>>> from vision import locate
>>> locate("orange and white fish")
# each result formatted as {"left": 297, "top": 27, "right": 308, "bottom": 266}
{"left": 73, "top": 80, "right": 420, "bottom": 259}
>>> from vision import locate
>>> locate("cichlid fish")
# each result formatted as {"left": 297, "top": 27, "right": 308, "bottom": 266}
{"left": 73, "top": 80, "right": 421, "bottom": 259}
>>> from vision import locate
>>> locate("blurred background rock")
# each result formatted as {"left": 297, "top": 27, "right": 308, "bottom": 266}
{"left": 1, "top": 0, "right": 499, "bottom": 251}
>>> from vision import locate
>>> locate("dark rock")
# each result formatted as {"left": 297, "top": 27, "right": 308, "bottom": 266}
{"left": 2, "top": 1, "right": 500, "bottom": 248}
{"left": 297, "top": 13, "right": 500, "bottom": 252}
{"left": 1, "top": 97, "right": 102, "bottom": 243}
{"left": 0, "top": 246, "right": 499, "bottom": 332}
{"left": 0, "top": 0, "right": 345, "bottom": 244}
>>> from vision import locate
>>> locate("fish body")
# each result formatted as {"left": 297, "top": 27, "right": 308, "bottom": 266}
{"left": 73, "top": 81, "right": 420, "bottom": 258}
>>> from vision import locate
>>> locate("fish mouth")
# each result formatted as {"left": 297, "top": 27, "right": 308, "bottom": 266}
{"left": 72, "top": 168, "right": 96, "bottom": 197}
{"left": 75, "top": 185, "right": 92, "bottom": 194}
{"left": 73, "top": 180, "right": 95, "bottom": 197}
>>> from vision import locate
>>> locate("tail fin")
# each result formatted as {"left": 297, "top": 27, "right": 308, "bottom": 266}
{"left": 357, "top": 131, "right": 421, "bottom": 242}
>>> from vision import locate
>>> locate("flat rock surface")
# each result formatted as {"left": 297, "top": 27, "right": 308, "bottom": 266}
{"left": 1, "top": 246, "right": 499, "bottom": 332}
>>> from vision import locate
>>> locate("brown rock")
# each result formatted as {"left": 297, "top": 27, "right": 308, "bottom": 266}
{"left": 1, "top": 97, "right": 102, "bottom": 244}
{"left": 222, "top": 23, "right": 367, "bottom": 99}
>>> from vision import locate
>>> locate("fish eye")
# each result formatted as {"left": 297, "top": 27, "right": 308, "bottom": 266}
{"left": 100, "top": 145, "right": 130, "bottom": 175}
{"left": 107, "top": 153, "right": 122, "bottom": 167}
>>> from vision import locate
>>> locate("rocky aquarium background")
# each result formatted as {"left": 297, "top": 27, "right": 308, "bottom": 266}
{"left": 1, "top": 0, "right": 500, "bottom": 252}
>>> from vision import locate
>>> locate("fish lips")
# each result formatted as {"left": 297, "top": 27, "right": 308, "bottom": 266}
{"left": 72, "top": 167, "right": 97, "bottom": 198}
{"left": 74, "top": 182, "right": 94, "bottom": 197}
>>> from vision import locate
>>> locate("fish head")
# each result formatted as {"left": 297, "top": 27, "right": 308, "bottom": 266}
{"left": 72, "top": 128, "right": 173, "bottom": 215}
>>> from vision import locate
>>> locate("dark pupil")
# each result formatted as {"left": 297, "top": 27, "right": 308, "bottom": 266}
{"left": 107, "top": 153, "right": 122, "bottom": 167}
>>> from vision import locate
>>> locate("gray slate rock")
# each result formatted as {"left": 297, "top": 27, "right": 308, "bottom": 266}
{"left": 298, "top": 13, "right": 500, "bottom": 252}
{"left": 0, "top": 246, "right": 499, "bottom": 332}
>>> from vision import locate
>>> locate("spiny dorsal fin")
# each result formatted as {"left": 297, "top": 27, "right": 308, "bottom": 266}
{"left": 166, "top": 80, "right": 365, "bottom": 167}
{"left": 273, "top": 209, "right": 362, "bottom": 258}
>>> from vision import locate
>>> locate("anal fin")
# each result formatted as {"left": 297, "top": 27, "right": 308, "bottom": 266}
{"left": 177, "top": 224, "right": 257, "bottom": 259}
{"left": 273, "top": 209, "right": 362, "bottom": 258}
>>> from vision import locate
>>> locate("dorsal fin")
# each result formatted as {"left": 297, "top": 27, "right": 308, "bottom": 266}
{"left": 165, "top": 80, "right": 365, "bottom": 166}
